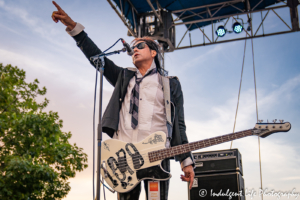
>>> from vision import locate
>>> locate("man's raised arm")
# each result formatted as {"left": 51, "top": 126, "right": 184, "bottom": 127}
{"left": 51, "top": 1, "right": 122, "bottom": 87}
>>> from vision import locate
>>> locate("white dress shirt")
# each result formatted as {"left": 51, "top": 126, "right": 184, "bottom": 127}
{"left": 113, "top": 60, "right": 168, "bottom": 143}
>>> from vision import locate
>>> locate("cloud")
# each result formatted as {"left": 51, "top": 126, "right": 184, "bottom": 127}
{"left": 186, "top": 71, "right": 300, "bottom": 136}
{"left": 281, "top": 177, "right": 300, "bottom": 181}
{"left": 0, "top": 0, "right": 71, "bottom": 51}
{"left": 1, "top": 46, "right": 101, "bottom": 88}
{"left": 0, "top": 48, "right": 49, "bottom": 72}
{"left": 260, "top": 74, "right": 300, "bottom": 105}
{"left": 0, "top": 23, "right": 24, "bottom": 37}
{"left": 170, "top": 45, "right": 224, "bottom": 73}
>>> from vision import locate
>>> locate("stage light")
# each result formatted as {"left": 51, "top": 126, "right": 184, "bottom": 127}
{"left": 232, "top": 22, "right": 243, "bottom": 33}
{"left": 215, "top": 26, "right": 226, "bottom": 37}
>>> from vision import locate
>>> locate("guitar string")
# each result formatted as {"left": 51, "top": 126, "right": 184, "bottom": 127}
{"left": 104, "top": 147, "right": 189, "bottom": 168}
{"left": 101, "top": 158, "right": 166, "bottom": 180}
{"left": 101, "top": 158, "right": 162, "bottom": 180}
{"left": 102, "top": 132, "right": 254, "bottom": 181}
{"left": 101, "top": 135, "right": 247, "bottom": 180}
{"left": 105, "top": 131, "right": 253, "bottom": 168}
{"left": 111, "top": 142, "right": 199, "bottom": 165}
{"left": 107, "top": 143, "right": 203, "bottom": 167}
{"left": 104, "top": 131, "right": 252, "bottom": 167}
{"left": 104, "top": 131, "right": 251, "bottom": 166}
{"left": 109, "top": 129, "right": 252, "bottom": 162}
{"left": 102, "top": 141, "right": 242, "bottom": 181}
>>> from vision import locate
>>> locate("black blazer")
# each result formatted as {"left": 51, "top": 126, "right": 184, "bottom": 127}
{"left": 73, "top": 31, "right": 194, "bottom": 164}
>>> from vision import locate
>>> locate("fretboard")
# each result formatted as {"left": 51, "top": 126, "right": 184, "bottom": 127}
{"left": 148, "top": 129, "right": 253, "bottom": 163}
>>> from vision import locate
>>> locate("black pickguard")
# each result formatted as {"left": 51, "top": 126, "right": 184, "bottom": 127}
{"left": 136, "top": 165, "right": 171, "bottom": 181}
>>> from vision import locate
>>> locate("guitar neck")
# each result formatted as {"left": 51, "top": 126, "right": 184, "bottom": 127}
{"left": 149, "top": 129, "right": 253, "bottom": 163}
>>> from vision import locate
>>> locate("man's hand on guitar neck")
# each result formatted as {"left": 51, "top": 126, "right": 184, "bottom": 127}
{"left": 180, "top": 165, "right": 195, "bottom": 190}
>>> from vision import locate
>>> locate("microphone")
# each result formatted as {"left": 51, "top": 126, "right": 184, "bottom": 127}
{"left": 121, "top": 38, "right": 134, "bottom": 56}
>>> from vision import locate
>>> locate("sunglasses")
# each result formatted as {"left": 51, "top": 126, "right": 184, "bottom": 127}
{"left": 131, "top": 42, "right": 146, "bottom": 50}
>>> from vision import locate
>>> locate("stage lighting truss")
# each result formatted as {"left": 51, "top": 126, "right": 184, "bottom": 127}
{"left": 107, "top": 0, "right": 300, "bottom": 51}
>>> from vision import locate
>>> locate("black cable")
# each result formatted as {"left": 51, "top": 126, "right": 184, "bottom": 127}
{"left": 92, "top": 38, "right": 122, "bottom": 200}
{"left": 230, "top": 33, "right": 247, "bottom": 149}
{"left": 103, "top": 38, "right": 122, "bottom": 53}
{"left": 102, "top": 176, "right": 106, "bottom": 200}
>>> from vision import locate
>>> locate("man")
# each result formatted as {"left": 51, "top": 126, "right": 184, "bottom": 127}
{"left": 52, "top": 1, "right": 195, "bottom": 199}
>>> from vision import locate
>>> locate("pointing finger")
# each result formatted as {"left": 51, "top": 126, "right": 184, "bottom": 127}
{"left": 52, "top": 1, "right": 63, "bottom": 11}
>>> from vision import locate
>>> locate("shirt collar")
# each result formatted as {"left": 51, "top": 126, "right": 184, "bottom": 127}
{"left": 136, "top": 59, "right": 156, "bottom": 78}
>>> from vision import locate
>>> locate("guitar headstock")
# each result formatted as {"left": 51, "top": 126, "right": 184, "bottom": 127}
{"left": 253, "top": 120, "right": 291, "bottom": 138}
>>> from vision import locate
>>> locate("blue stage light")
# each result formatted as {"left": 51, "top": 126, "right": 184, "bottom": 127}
{"left": 215, "top": 26, "right": 226, "bottom": 37}
{"left": 232, "top": 22, "right": 243, "bottom": 33}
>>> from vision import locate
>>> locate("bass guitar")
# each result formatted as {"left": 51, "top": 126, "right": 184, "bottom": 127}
{"left": 100, "top": 121, "right": 291, "bottom": 193}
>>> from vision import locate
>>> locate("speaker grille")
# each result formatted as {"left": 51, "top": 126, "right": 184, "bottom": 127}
{"left": 189, "top": 172, "right": 245, "bottom": 200}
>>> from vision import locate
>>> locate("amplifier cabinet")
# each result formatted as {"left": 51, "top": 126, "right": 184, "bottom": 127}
{"left": 188, "top": 172, "right": 245, "bottom": 200}
{"left": 193, "top": 149, "right": 243, "bottom": 175}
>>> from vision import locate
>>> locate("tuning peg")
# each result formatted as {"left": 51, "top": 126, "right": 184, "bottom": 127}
{"left": 273, "top": 119, "right": 277, "bottom": 123}
{"left": 279, "top": 119, "right": 284, "bottom": 123}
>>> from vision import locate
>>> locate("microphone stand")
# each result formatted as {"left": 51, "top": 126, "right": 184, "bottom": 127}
{"left": 90, "top": 47, "right": 126, "bottom": 200}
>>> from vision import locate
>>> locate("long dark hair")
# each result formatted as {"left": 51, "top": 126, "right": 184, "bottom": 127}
{"left": 131, "top": 37, "right": 168, "bottom": 76}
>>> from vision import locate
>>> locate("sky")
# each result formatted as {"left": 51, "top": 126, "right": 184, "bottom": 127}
{"left": 0, "top": 0, "right": 300, "bottom": 200}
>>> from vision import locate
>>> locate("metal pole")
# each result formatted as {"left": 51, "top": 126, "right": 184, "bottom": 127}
{"left": 211, "top": 21, "right": 214, "bottom": 42}
{"left": 96, "top": 57, "right": 105, "bottom": 200}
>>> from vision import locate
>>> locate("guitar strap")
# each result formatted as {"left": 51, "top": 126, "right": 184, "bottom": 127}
{"left": 161, "top": 75, "right": 173, "bottom": 148}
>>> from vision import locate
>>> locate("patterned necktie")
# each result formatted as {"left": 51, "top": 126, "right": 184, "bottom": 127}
{"left": 129, "top": 68, "right": 157, "bottom": 129}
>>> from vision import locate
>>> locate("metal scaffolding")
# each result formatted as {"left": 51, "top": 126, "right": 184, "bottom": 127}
{"left": 107, "top": 0, "right": 299, "bottom": 51}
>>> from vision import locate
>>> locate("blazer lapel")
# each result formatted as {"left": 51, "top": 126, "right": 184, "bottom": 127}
{"left": 121, "top": 68, "right": 136, "bottom": 100}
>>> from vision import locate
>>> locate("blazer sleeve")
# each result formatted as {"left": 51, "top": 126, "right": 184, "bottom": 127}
{"left": 72, "top": 31, "right": 123, "bottom": 87}
{"left": 171, "top": 78, "right": 195, "bottom": 168}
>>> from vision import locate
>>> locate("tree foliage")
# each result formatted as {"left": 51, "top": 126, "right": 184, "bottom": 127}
{"left": 0, "top": 64, "right": 88, "bottom": 199}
